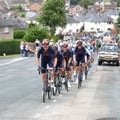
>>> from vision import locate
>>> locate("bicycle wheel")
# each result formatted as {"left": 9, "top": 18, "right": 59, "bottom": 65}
{"left": 48, "top": 87, "right": 52, "bottom": 99}
{"left": 43, "top": 91, "right": 46, "bottom": 103}
{"left": 85, "top": 66, "right": 88, "bottom": 79}
{"left": 78, "top": 72, "right": 82, "bottom": 88}
{"left": 53, "top": 86, "right": 57, "bottom": 96}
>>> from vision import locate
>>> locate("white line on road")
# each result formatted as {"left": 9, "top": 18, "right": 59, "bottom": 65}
{"left": 33, "top": 113, "right": 41, "bottom": 118}
{"left": 53, "top": 100, "right": 57, "bottom": 103}
{"left": 59, "top": 94, "right": 63, "bottom": 97}
{"left": 45, "top": 105, "right": 50, "bottom": 109}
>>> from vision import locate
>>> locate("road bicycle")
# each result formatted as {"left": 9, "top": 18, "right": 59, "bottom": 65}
{"left": 78, "top": 63, "right": 83, "bottom": 88}
{"left": 39, "top": 67, "right": 55, "bottom": 103}
{"left": 85, "top": 64, "right": 88, "bottom": 79}
{"left": 55, "top": 68, "right": 63, "bottom": 94}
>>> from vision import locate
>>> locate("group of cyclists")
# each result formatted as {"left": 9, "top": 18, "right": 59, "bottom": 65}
{"left": 35, "top": 36, "right": 95, "bottom": 94}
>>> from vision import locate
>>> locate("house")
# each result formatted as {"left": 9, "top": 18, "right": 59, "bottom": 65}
{"left": 68, "top": 5, "right": 82, "bottom": 16}
{"left": 25, "top": 11, "right": 39, "bottom": 24}
{"left": 0, "top": 18, "right": 14, "bottom": 40}
{"left": 29, "top": 3, "right": 42, "bottom": 12}
{"left": 28, "top": 0, "right": 44, "bottom": 6}
{"left": 84, "top": 15, "right": 113, "bottom": 32}
{"left": 5, "top": 0, "right": 27, "bottom": 7}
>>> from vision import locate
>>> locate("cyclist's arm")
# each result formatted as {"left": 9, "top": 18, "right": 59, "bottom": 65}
{"left": 36, "top": 47, "right": 42, "bottom": 67}
{"left": 84, "top": 55, "right": 87, "bottom": 64}
{"left": 36, "top": 58, "right": 40, "bottom": 66}
{"left": 54, "top": 57, "right": 57, "bottom": 68}
{"left": 73, "top": 54, "right": 76, "bottom": 62}
{"left": 63, "top": 59, "right": 66, "bottom": 69}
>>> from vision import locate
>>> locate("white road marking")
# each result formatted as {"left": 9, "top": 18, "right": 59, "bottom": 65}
{"left": 59, "top": 94, "right": 62, "bottom": 97}
{"left": 53, "top": 100, "right": 57, "bottom": 103}
{"left": 45, "top": 105, "right": 50, "bottom": 109}
{"left": 33, "top": 113, "right": 41, "bottom": 118}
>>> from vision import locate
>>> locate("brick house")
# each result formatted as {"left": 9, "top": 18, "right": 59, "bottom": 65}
{"left": 0, "top": 18, "right": 14, "bottom": 40}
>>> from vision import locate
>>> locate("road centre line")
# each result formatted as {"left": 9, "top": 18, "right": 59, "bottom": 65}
{"left": 33, "top": 113, "right": 41, "bottom": 118}
{"left": 53, "top": 100, "right": 57, "bottom": 103}
{"left": 45, "top": 105, "right": 50, "bottom": 109}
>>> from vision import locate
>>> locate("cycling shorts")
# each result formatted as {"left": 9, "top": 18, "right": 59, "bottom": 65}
{"left": 76, "top": 58, "right": 85, "bottom": 66}
{"left": 41, "top": 60, "right": 53, "bottom": 73}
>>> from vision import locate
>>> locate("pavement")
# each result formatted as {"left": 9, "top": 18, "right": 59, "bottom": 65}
{"left": 0, "top": 57, "right": 28, "bottom": 66}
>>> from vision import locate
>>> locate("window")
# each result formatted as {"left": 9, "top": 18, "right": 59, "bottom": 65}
{"left": 3, "top": 27, "right": 9, "bottom": 34}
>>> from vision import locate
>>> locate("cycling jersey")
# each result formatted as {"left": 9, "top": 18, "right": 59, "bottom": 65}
{"left": 61, "top": 49, "right": 72, "bottom": 63}
{"left": 37, "top": 46, "right": 56, "bottom": 73}
{"left": 37, "top": 46, "right": 55, "bottom": 61}
{"left": 74, "top": 46, "right": 87, "bottom": 60}
{"left": 61, "top": 49, "right": 72, "bottom": 70}
{"left": 74, "top": 46, "right": 87, "bottom": 64}
{"left": 56, "top": 51, "right": 64, "bottom": 68}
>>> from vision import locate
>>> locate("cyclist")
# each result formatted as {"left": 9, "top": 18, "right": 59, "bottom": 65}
{"left": 61, "top": 42, "right": 72, "bottom": 87}
{"left": 36, "top": 39, "right": 57, "bottom": 90}
{"left": 73, "top": 40, "right": 87, "bottom": 82}
{"left": 53, "top": 45, "right": 65, "bottom": 84}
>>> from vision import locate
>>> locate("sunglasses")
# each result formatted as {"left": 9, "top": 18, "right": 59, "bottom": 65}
{"left": 42, "top": 43, "right": 49, "bottom": 46}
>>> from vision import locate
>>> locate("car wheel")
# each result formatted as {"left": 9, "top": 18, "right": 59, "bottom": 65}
{"left": 116, "top": 61, "right": 119, "bottom": 66}
{"left": 98, "top": 61, "right": 102, "bottom": 65}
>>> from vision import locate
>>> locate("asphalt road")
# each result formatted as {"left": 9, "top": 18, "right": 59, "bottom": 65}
{"left": 0, "top": 56, "right": 120, "bottom": 120}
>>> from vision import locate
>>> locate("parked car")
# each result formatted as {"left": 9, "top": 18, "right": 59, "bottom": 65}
{"left": 98, "top": 43, "right": 120, "bottom": 66}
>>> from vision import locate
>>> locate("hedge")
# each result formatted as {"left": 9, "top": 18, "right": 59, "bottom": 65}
{"left": 0, "top": 39, "right": 21, "bottom": 55}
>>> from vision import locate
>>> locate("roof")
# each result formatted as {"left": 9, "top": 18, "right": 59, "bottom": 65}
{"left": 5, "top": 0, "right": 26, "bottom": 6}
{"left": 29, "top": 0, "right": 43, "bottom": 5}
{"left": 0, "top": 18, "right": 14, "bottom": 27}
{"left": 11, "top": 17, "right": 29, "bottom": 30}
{"left": 103, "top": 9, "right": 120, "bottom": 16}
{"left": 66, "top": 14, "right": 79, "bottom": 23}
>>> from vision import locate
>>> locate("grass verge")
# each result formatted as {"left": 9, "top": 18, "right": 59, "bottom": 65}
{"left": 0, "top": 54, "right": 21, "bottom": 59}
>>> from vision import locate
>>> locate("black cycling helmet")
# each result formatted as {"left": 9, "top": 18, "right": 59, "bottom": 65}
{"left": 77, "top": 40, "right": 82, "bottom": 46}
{"left": 53, "top": 45, "right": 58, "bottom": 51}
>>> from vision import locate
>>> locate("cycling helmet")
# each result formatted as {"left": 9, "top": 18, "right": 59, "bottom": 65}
{"left": 42, "top": 39, "right": 49, "bottom": 45}
{"left": 59, "top": 42, "right": 63, "bottom": 47}
{"left": 77, "top": 40, "right": 82, "bottom": 46}
{"left": 53, "top": 45, "right": 58, "bottom": 51}
{"left": 62, "top": 41, "right": 68, "bottom": 47}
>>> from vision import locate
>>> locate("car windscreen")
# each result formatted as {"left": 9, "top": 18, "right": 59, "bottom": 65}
{"left": 101, "top": 45, "right": 118, "bottom": 51}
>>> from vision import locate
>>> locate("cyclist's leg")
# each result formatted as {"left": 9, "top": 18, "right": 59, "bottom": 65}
{"left": 75, "top": 59, "right": 80, "bottom": 83}
{"left": 81, "top": 59, "right": 86, "bottom": 81}
{"left": 41, "top": 63, "right": 47, "bottom": 90}
{"left": 48, "top": 60, "right": 54, "bottom": 81}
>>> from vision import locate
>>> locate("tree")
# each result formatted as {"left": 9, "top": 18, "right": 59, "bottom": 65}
{"left": 117, "top": 13, "right": 120, "bottom": 34}
{"left": 38, "top": 0, "right": 66, "bottom": 36}
{"left": 24, "top": 25, "right": 49, "bottom": 43}
{"left": 70, "top": 0, "right": 79, "bottom": 5}
{"left": 79, "top": 0, "right": 94, "bottom": 9}
{"left": 14, "top": 30, "right": 26, "bottom": 39}
{"left": 117, "top": 2, "right": 120, "bottom": 7}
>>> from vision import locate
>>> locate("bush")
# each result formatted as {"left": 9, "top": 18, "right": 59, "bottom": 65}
{"left": 0, "top": 39, "right": 21, "bottom": 55}
{"left": 14, "top": 30, "right": 26, "bottom": 39}
{"left": 24, "top": 25, "right": 49, "bottom": 43}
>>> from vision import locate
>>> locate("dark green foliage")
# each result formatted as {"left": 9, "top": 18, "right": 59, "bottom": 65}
{"left": 38, "top": 0, "right": 66, "bottom": 35}
{"left": 117, "top": 13, "right": 120, "bottom": 28}
{"left": 0, "top": 39, "right": 21, "bottom": 55}
{"left": 11, "top": 5, "right": 22, "bottom": 11}
{"left": 117, "top": 2, "right": 120, "bottom": 7}
{"left": 24, "top": 25, "right": 49, "bottom": 43}
{"left": 70, "top": 0, "right": 79, "bottom": 5}
{"left": 79, "top": 0, "right": 94, "bottom": 9}
{"left": 14, "top": 30, "right": 26, "bottom": 39}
